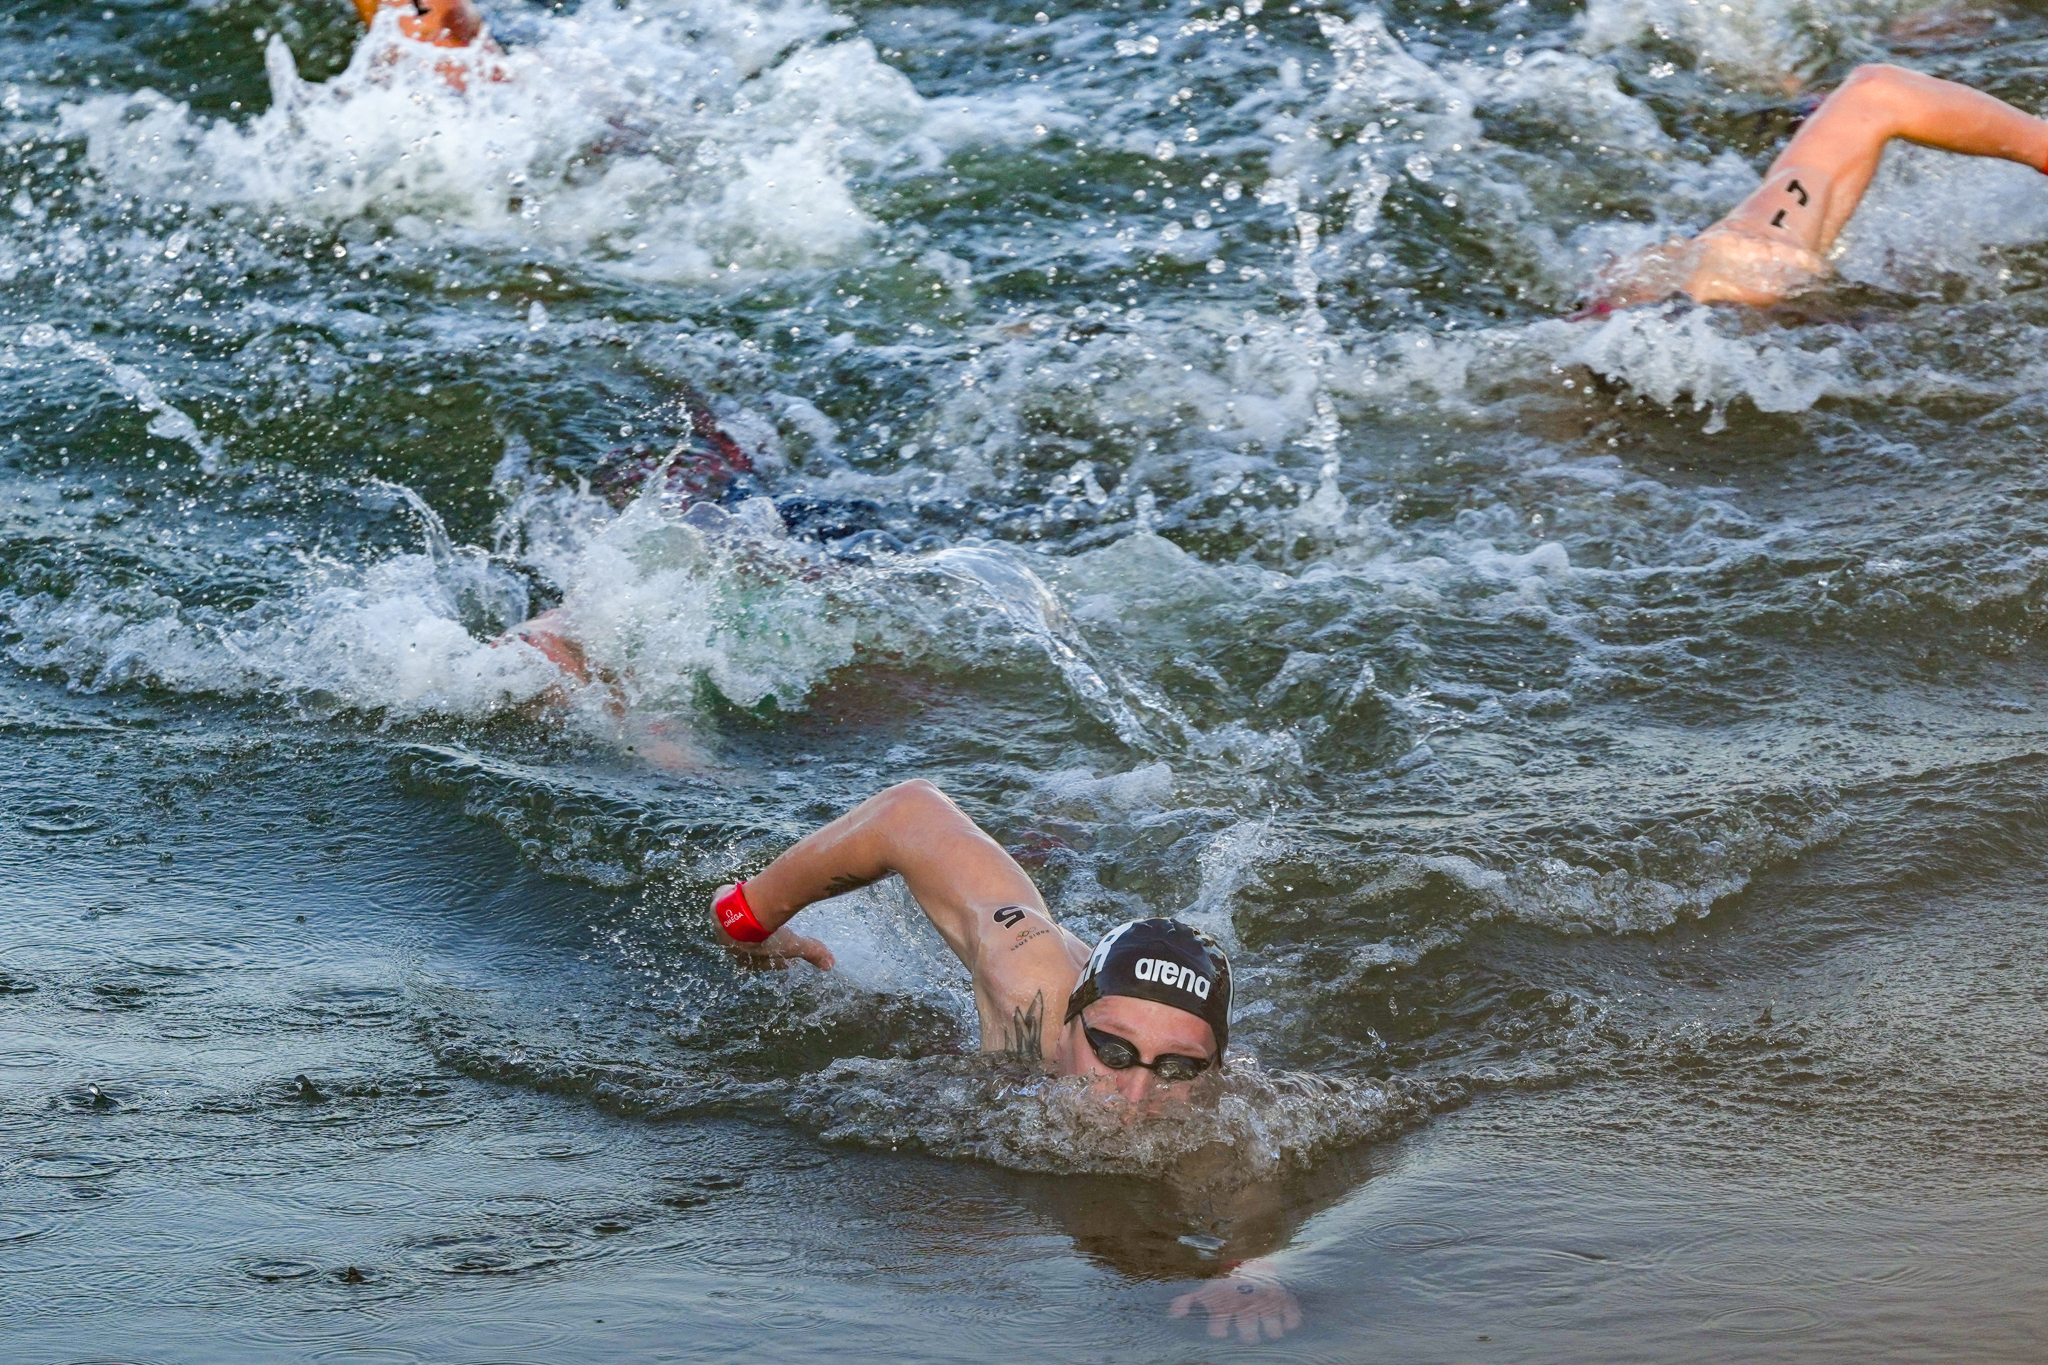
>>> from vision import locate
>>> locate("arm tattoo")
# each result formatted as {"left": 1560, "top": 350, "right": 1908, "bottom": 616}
{"left": 999, "top": 990, "right": 1046, "bottom": 1062}
{"left": 1008, "top": 927, "right": 1051, "bottom": 952}
{"left": 821, "top": 872, "right": 884, "bottom": 898}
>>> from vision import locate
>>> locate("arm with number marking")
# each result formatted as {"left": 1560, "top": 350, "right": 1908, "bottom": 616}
{"left": 711, "top": 781, "right": 1089, "bottom": 1057}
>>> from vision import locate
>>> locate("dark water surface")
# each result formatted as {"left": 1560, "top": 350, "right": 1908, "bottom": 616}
{"left": 4, "top": 0, "right": 2048, "bottom": 1358}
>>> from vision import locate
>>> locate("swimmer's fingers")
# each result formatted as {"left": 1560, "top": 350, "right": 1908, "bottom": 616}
{"left": 731, "top": 925, "right": 836, "bottom": 971}
{"left": 1170, "top": 1281, "right": 1255, "bottom": 1338}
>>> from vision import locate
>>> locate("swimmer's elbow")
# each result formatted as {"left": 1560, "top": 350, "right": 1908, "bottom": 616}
{"left": 862, "top": 779, "right": 979, "bottom": 849}
{"left": 1834, "top": 63, "right": 1927, "bottom": 117}
{"left": 873, "top": 778, "right": 957, "bottom": 820}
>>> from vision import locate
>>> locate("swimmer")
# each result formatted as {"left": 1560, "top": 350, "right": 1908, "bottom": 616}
{"left": 709, "top": 779, "right": 1300, "bottom": 1339}
{"left": 1580, "top": 63, "right": 2048, "bottom": 315}
{"left": 350, "top": 0, "right": 489, "bottom": 50}
{"left": 711, "top": 780, "right": 1231, "bottom": 1106}
{"left": 349, "top": 0, "right": 505, "bottom": 90}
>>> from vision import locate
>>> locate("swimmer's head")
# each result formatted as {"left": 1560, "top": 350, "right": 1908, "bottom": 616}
{"left": 1054, "top": 918, "right": 1231, "bottom": 1108}
{"left": 356, "top": 0, "right": 487, "bottom": 49}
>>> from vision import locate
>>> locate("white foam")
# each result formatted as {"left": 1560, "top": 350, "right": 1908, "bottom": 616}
{"left": 54, "top": 0, "right": 999, "bottom": 281}
{"left": 0, "top": 540, "right": 556, "bottom": 718}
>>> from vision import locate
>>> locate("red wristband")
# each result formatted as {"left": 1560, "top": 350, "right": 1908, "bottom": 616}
{"left": 714, "top": 880, "right": 771, "bottom": 944}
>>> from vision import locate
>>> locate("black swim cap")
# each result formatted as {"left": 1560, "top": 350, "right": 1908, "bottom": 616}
{"left": 1063, "top": 918, "right": 1231, "bottom": 1058}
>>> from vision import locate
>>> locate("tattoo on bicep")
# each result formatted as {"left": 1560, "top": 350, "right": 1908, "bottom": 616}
{"left": 822, "top": 872, "right": 884, "bottom": 898}
{"left": 999, "top": 990, "right": 1046, "bottom": 1061}
{"left": 1008, "top": 927, "right": 1051, "bottom": 952}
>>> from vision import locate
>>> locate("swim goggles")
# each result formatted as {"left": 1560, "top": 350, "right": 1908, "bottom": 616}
{"left": 1081, "top": 1018, "right": 1213, "bottom": 1083}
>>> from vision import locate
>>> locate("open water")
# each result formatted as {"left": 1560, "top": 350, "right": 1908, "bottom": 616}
{"left": 3, "top": 0, "right": 2048, "bottom": 1359}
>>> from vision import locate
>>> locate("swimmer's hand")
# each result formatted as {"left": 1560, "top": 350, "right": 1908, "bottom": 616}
{"left": 710, "top": 883, "right": 836, "bottom": 971}
{"left": 1169, "top": 1261, "right": 1302, "bottom": 1341}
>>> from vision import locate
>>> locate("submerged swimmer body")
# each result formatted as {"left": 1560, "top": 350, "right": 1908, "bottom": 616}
{"left": 1583, "top": 63, "right": 2048, "bottom": 314}
{"left": 709, "top": 780, "right": 1302, "bottom": 1339}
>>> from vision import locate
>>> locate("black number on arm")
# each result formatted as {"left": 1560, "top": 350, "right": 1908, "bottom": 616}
{"left": 993, "top": 906, "right": 1026, "bottom": 929}
{"left": 1770, "top": 208, "right": 1788, "bottom": 228}
{"left": 1786, "top": 178, "right": 1809, "bottom": 207}
{"left": 1000, "top": 990, "right": 1046, "bottom": 1061}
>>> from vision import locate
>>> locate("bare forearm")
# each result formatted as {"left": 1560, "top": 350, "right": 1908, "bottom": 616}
{"left": 741, "top": 796, "right": 908, "bottom": 928}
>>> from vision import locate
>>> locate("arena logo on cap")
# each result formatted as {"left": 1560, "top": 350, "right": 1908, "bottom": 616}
{"left": 1133, "top": 957, "right": 1211, "bottom": 999}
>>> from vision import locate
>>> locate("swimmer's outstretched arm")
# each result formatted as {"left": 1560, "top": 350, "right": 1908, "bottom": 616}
{"left": 713, "top": 781, "right": 1089, "bottom": 1055}
{"left": 1590, "top": 65, "right": 2048, "bottom": 311}
{"left": 1718, "top": 63, "right": 2048, "bottom": 258}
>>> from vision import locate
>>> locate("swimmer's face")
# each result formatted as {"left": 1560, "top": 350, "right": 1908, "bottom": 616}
{"left": 1055, "top": 994, "right": 1218, "bottom": 1115}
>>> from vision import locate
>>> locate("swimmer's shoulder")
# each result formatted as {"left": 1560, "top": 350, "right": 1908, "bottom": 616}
{"left": 976, "top": 903, "right": 1089, "bottom": 1002}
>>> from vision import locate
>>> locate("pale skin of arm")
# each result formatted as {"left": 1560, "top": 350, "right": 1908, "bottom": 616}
{"left": 1596, "top": 64, "right": 2048, "bottom": 310}
{"left": 719, "top": 779, "right": 1092, "bottom": 1061}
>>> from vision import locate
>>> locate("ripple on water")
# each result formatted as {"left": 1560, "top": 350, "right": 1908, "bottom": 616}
{"left": 0, "top": 1047, "right": 67, "bottom": 1071}
{"left": 1653, "top": 1219, "right": 1946, "bottom": 1292}
{"left": 478, "top": 1135, "right": 596, "bottom": 1161}
{"left": 291, "top": 1177, "right": 426, "bottom": 1217}
{"left": 308, "top": 1347, "right": 426, "bottom": 1365}
{"left": 654, "top": 1170, "right": 746, "bottom": 1210}
{"left": 481, "top": 1195, "right": 556, "bottom": 1218}
{"left": 0, "top": 941, "right": 104, "bottom": 972}
{"left": 19, "top": 1151, "right": 124, "bottom": 1180}
{"left": 406, "top": 1230, "right": 586, "bottom": 1276}
{"left": 1705, "top": 1304, "right": 1828, "bottom": 1336}
{"left": 71, "top": 977, "right": 155, "bottom": 1011}
{"left": 432, "top": 1315, "right": 578, "bottom": 1355}
{"left": 366, "top": 1126, "right": 431, "bottom": 1150}
{"left": 292, "top": 988, "right": 403, "bottom": 1029}
{"left": 268, "top": 1104, "right": 359, "bottom": 1129}
{"left": 1361, "top": 1219, "right": 1470, "bottom": 1250}
{"left": 241, "top": 1258, "right": 324, "bottom": 1283}
{"left": 122, "top": 938, "right": 256, "bottom": 975}
{"left": 22, "top": 801, "right": 104, "bottom": 835}
{"left": 688, "top": 1235, "right": 799, "bottom": 1269}
{"left": 0, "top": 1211, "right": 60, "bottom": 1244}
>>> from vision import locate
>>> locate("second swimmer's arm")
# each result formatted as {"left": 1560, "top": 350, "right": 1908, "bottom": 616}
{"left": 1716, "top": 64, "right": 2048, "bottom": 256}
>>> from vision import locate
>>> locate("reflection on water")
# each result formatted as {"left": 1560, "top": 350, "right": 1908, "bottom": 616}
{"left": 3, "top": 0, "right": 2048, "bottom": 1355}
